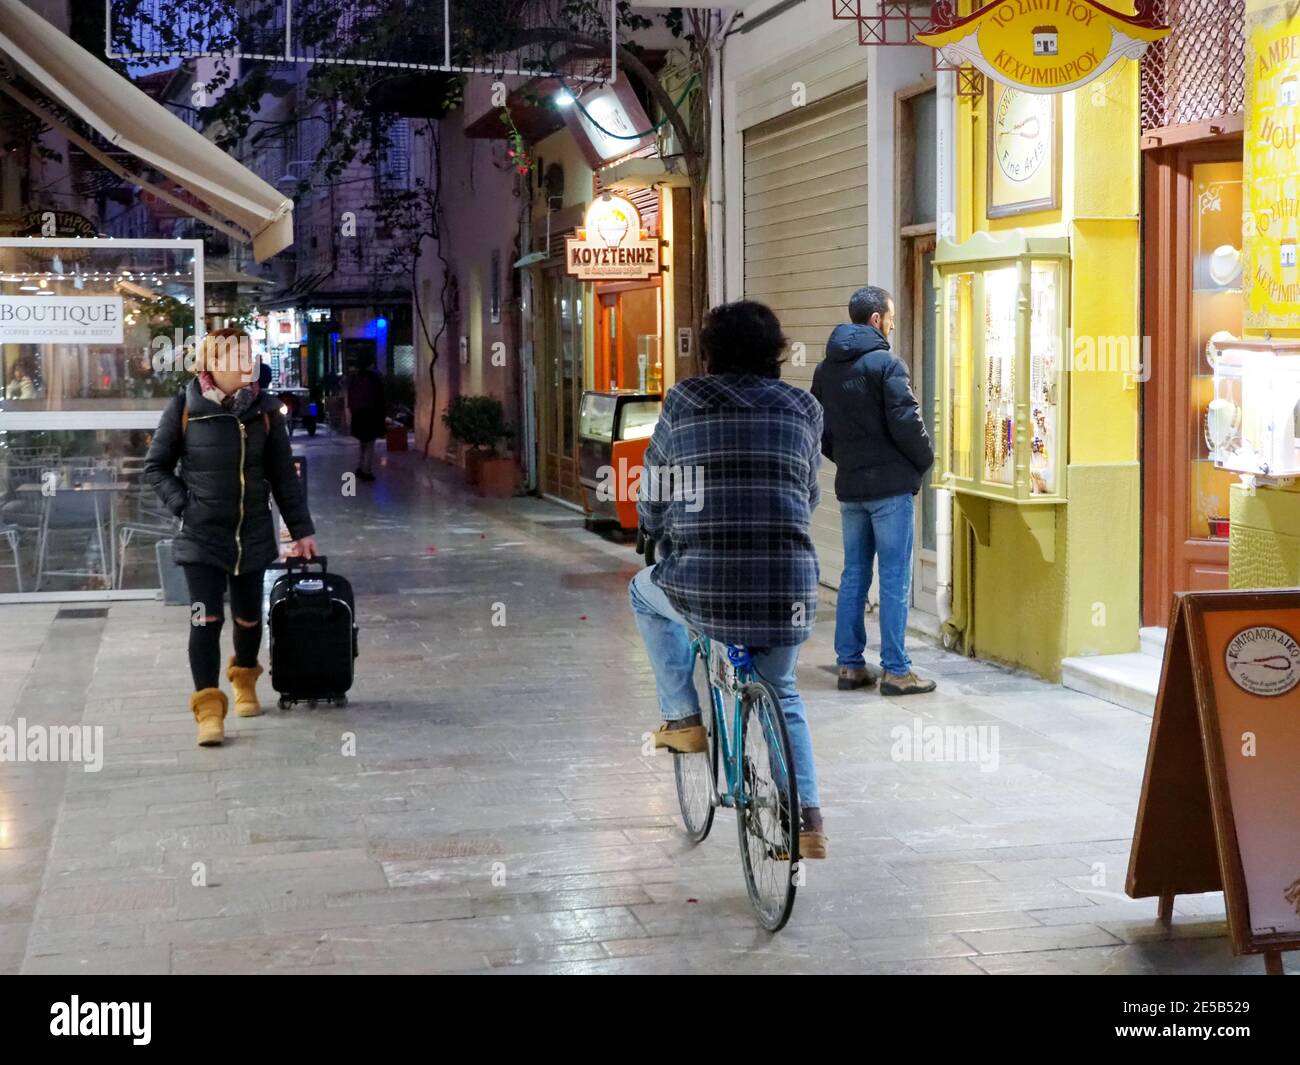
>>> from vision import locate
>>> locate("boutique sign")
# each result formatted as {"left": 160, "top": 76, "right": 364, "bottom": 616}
{"left": 916, "top": 0, "right": 1169, "bottom": 94}
{"left": 0, "top": 295, "right": 124, "bottom": 344}
{"left": 566, "top": 195, "right": 661, "bottom": 281}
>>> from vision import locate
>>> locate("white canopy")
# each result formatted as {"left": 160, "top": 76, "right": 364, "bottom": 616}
{"left": 0, "top": 0, "right": 293, "bottom": 260}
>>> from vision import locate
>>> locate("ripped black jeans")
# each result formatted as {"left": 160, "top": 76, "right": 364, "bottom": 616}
{"left": 182, "top": 564, "right": 265, "bottom": 691}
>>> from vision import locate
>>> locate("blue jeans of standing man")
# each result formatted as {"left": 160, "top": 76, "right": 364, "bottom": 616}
{"left": 628, "top": 565, "right": 820, "bottom": 810}
{"left": 835, "top": 492, "right": 915, "bottom": 677}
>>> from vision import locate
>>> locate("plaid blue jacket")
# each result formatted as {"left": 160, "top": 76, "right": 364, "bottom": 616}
{"left": 638, "top": 374, "right": 822, "bottom": 649}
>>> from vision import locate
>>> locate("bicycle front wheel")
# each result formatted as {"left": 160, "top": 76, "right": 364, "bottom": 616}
{"left": 673, "top": 652, "right": 718, "bottom": 844}
{"left": 736, "top": 679, "right": 799, "bottom": 931}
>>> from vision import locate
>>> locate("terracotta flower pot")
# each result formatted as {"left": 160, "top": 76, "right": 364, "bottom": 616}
{"left": 463, "top": 447, "right": 487, "bottom": 486}
{"left": 477, "top": 456, "right": 517, "bottom": 498}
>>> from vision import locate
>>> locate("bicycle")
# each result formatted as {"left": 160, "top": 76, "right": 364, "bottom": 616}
{"left": 675, "top": 632, "right": 802, "bottom": 931}
{"left": 639, "top": 527, "right": 802, "bottom": 930}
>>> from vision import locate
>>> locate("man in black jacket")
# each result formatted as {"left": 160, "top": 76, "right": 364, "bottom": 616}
{"left": 811, "top": 286, "right": 936, "bottom": 696}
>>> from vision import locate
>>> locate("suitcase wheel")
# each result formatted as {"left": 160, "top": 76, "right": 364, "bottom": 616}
{"left": 278, "top": 696, "right": 292, "bottom": 710}
{"left": 335, "top": 695, "right": 348, "bottom": 707}
{"left": 308, "top": 699, "right": 318, "bottom": 708}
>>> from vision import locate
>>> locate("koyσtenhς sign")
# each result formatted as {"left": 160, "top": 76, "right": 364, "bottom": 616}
{"left": 0, "top": 296, "right": 124, "bottom": 343}
{"left": 566, "top": 195, "right": 661, "bottom": 281}
{"left": 916, "top": 0, "right": 1170, "bottom": 94}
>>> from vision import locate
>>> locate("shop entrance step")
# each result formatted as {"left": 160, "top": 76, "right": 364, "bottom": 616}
{"left": 1060, "top": 652, "right": 1159, "bottom": 716}
{"left": 1139, "top": 626, "right": 1167, "bottom": 659}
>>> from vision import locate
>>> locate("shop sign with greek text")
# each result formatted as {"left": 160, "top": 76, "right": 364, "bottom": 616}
{"left": 916, "top": 0, "right": 1169, "bottom": 94}
{"left": 1244, "top": 2, "right": 1300, "bottom": 331}
{"left": 566, "top": 195, "right": 661, "bottom": 281}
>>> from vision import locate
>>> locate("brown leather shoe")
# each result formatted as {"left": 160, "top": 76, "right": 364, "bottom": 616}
{"left": 837, "top": 665, "right": 879, "bottom": 690}
{"left": 880, "top": 671, "right": 937, "bottom": 696}
{"left": 654, "top": 721, "right": 708, "bottom": 754}
{"left": 800, "top": 831, "right": 828, "bottom": 859}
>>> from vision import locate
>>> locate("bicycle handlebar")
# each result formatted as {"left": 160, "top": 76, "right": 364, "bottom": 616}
{"left": 636, "top": 525, "right": 657, "bottom": 567}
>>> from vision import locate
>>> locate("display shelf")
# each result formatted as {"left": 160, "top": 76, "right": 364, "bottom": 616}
{"left": 933, "top": 230, "right": 1071, "bottom": 505}
{"left": 1208, "top": 336, "right": 1300, "bottom": 481}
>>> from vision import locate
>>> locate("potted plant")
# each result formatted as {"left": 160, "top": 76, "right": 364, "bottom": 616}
{"left": 442, "top": 395, "right": 517, "bottom": 496}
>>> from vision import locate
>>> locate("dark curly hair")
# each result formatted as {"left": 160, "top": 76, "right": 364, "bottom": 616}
{"left": 700, "top": 300, "right": 788, "bottom": 378}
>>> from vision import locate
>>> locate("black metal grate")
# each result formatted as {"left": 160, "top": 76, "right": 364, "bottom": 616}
{"left": 54, "top": 608, "right": 108, "bottom": 620}
{"left": 1140, "top": 0, "right": 1245, "bottom": 133}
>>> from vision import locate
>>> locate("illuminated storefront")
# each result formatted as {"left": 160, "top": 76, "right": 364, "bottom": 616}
{"left": 516, "top": 74, "right": 691, "bottom": 507}
{"left": 0, "top": 237, "right": 204, "bottom": 600}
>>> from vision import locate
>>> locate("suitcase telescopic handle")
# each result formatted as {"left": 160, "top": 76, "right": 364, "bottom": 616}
{"left": 271, "top": 555, "right": 327, "bottom": 572}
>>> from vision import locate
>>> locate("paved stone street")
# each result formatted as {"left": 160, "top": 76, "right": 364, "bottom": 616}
{"left": 0, "top": 435, "right": 1288, "bottom": 975}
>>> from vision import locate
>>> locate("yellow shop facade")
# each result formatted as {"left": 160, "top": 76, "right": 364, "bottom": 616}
{"left": 918, "top": 0, "right": 1166, "bottom": 684}
{"left": 1226, "top": 1, "right": 1300, "bottom": 589}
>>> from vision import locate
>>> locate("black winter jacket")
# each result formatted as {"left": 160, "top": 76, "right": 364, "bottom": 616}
{"left": 144, "top": 379, "right": 315, "bottom": 574}
{"left": 810, "top": 324, "right": 935, "bottom": 502}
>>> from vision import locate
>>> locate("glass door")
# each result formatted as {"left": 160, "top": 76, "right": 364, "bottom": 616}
{"left": 1141, "top": 141, "right": 1242, "bottom": 626}
{"left": 538, "top": 272, "right": 583, "bottom": 504}
{"left": 910, "top": 234, "right": 938, "bottom": 611}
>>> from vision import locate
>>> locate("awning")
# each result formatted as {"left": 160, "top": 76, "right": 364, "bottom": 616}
{"left": 0, "top": 0, "right": 293, "bottom": 260}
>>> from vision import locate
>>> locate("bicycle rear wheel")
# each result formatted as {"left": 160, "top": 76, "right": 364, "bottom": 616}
{"left": 736, "top": 679, "right": 799, "bottom": 931}
{"left": 673, "top": 651, "right": 718, "bottom": 843}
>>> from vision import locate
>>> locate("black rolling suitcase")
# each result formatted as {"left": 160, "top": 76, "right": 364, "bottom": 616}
{"left": 267, "top": 557, "right": 358, "bottom": 708}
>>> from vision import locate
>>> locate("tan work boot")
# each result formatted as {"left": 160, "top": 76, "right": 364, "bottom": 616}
{"left": 837, "top": 665, "right": 879, "bottom": 690}
{"left": 190, "top": 688, "right": 228, "bottom": 746}
{"left": 227, "top": 657, "right": 264, "bottom": 718}
{"left": 800, "top": 806, "right": 828, "bottom": 859}
{"left": 880, "top": 671, "right": 937, "bottom": 696}
{"left": 653, "top": 719, "right": 708, "bottom": 754}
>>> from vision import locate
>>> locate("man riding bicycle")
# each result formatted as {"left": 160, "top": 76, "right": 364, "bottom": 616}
{"left": 629, "top": 301, "right": 827, "bottom": 859}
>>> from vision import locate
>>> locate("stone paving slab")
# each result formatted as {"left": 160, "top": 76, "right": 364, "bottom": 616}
{"left": 0, "top": 435, "right": 1295, "bottom": 975}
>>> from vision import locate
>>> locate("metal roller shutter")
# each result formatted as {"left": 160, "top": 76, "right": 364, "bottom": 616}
{"left": 742, "top": 82, "right": 869, "bottom": 589}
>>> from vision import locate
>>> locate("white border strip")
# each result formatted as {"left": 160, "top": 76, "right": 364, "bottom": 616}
{"left": 0, "top": 589, "right": 160, "bottom": 604}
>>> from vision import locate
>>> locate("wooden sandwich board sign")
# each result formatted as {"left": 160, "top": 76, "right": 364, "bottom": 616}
{"left": 1127, "top": 590, "right": 1300, "bottom": 975}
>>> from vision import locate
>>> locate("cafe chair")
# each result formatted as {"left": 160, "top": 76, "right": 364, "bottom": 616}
{"left": 34, "top": 463, "right": 117, "bottom": 591}
{"left": 116, "top": 484, "right": 179, "bottom": 589}
{"left": 0, "top": 521, "right": 21, "bottom": 592}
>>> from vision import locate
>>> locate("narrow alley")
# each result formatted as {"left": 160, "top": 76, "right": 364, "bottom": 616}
{"left": 0, "top": 436, "right": 1275, "bottom": 975}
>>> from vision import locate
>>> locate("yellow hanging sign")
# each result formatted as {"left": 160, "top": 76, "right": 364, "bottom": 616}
{"left": 916, "top": 0, "right": 1170, "bottom": 94}
{"left": 1244, "top": 3, "right": 1300, "bottom": 332}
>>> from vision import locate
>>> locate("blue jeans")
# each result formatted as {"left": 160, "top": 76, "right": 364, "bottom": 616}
{"left": 628, "top": 565, "right": 820, "bottom": 810}
{"left": 835, "top": 493, "right": 915, "bottom": 676}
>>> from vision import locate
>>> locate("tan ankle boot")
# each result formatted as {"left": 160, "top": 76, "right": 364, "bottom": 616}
{"left": 227, "top": 658, "right": 263, "bottom": 718}
{"left": 191, "top": 688, "right": 228, "bottom": 746}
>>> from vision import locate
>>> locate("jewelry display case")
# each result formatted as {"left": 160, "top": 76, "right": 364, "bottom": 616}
{"left": 1208, "top": 336, "right": 1300, "bottom": 480}
{"left": 933, "top": 231, "right": 1071, "bottom": 504}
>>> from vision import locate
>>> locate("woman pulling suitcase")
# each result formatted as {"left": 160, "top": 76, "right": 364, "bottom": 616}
{"left": 144, "top": 328, "right": 319, "bottom": 747}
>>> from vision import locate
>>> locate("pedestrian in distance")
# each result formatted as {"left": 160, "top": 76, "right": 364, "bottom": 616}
{"left": 346, "top": 350, "right": 386, "bottom": 482}
{"left": 812, "top": 285, "right": 937, "bottom": 696}
{"left": 144, "top": 327, "right": 319, "bottom": 747}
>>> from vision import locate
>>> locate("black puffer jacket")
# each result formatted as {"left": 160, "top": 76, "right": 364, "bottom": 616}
{"left": 810, "top": 324, "right": 934, "bottom": 502}
{"left": 144, "top": 379, "right": 314, "bottom": 573}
